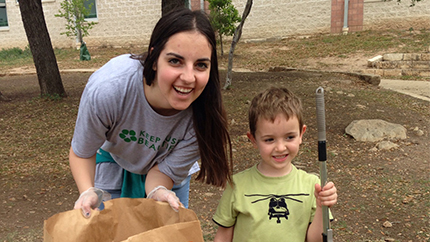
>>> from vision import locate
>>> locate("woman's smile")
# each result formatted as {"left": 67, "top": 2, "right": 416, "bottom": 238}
{"left": 173, "top": 85, "right": 193, "bottom": 95}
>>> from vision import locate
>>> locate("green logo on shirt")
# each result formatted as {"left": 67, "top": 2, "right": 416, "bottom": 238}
{"left": 119, "top": 129, "right": 180, "bottom": 152}
{"left": 119, "top": 129, "right": 137, "bottom": 142}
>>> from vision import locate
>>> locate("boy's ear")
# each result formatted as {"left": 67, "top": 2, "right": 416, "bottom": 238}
{"left": 247, "top": 132, "right": 258, "bottom": 148}
{"left": 299, "top": 125, "right": 307, "bottom": 144}
{"left": 301, "top": 125, "right": 307, "bottom": 135}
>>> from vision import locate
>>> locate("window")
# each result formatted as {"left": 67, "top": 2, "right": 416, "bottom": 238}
{"left": 84, "top": 0, "right": 97, "bottom": 19}
{"left": 0, "top": 0, "right": 8, "bottom": 27}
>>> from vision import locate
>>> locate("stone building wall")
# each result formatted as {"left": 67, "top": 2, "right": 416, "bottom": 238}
{"left": 231, "top": 0, "right": 332, "bottom": 41}
{"left": 1, "top": 0, "right": 429, "bottom": 50}
{"left": 0, "top": 0, "right": 160, "bottom": 49}
{"left": 362, "top": 0, "right": 430, "bottom": 31}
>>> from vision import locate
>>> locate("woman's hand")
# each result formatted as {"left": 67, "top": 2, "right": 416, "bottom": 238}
{"left": 74, "top": 187, "right": 111, "bottom": 218}
{"left": 146, "top": 165, "right": 184, "bottom": 211}
{"left": 147, "top": 185, "right": 184, "bottom": 211}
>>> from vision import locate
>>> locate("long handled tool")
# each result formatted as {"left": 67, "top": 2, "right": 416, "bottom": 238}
{"left": 315, "top": 87, "right": 333, "bottom": 242}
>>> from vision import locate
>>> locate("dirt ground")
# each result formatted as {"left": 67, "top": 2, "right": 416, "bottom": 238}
{"left": 1, "top": 42, "right": 429, "bottom": 241}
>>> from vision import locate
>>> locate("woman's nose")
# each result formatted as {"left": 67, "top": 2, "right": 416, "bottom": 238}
{"left": 180, "top": 65, "right": 195, "bottom": 83}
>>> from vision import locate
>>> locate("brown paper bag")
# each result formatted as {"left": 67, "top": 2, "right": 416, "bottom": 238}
{"left": 44, "top": 198, "right": 204, "bottom": 242}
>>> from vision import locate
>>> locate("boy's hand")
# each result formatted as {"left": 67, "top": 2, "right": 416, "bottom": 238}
{"left": 314, "top": 182, "right": 337, "bottom": 208}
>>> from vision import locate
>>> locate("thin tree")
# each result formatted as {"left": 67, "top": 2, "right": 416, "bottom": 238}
{"left": 19, "top": 0, "right": 66, "bottom": 97}
{"left": 55, "top": 0, "right": 98, "bottom": 46}
{"left": 208, "top": 0, "right": 241, "bottom": 56}
{"left": 224, "top": 0, "right": 252, "bottom": 90}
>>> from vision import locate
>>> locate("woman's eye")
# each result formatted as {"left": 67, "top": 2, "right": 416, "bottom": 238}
{"left": 168, "top": 58, "right": 181, "bottom": 65}
{"left": 196, "top": 62, "right": 208, "bottom": 69}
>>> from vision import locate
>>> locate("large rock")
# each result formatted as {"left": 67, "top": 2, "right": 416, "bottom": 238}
{"left": 345, "top": 119, "right": 407, "bottom": 142}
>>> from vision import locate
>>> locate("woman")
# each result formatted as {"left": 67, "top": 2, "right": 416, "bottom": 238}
{"left": 71, "top": 8, "right": 232, "bottom": 217}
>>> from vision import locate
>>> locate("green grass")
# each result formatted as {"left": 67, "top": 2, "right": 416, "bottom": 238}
{"left": 1, "top": 28, "right": 429, "bottom": 75}
{"left": 0, "top": 46, "right": 34, "bottom": 69}
{"left": 300, "top": 29, "right": 427, "bottom": 57}
{"left": 232, "top": 28, "right": 430, "bottom": 71}
{"left": 0, "top": 46, "right": 32, "bottom": 60}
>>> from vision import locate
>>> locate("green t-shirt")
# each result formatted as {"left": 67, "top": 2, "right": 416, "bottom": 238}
{"left": 213, "top": 164, "right": 330, "bottom": 242}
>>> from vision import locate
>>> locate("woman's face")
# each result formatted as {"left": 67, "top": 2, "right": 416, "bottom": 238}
{"left": 145, "top": 31, "right": 212, "bottom": 115}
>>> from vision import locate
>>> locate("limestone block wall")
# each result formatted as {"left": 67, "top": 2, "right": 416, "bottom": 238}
{"left": 232, "top": 0, "right": 332, "bottom": 41}
{"left": 0, "top": 0, "right": 76, "bottom": 49}
{"left": 365, "top": 53, "right": 430, "bottom": 77}
{"left": 1, "top": 0, "right": 429, "bottom": 50}
{"left": 363, "top": 0, "right": 430, "bottom": 31}
{"left": 41, "top": 0, "right": 72, "bottom": 49}
{"left": 0, "top": 0, "right": 30, "bottom": 49}
{"left": 0, "top": 0, "right": 160, "bottom": 49}
{"left": 83, "top": 0, "right": 160, "bottom": 49}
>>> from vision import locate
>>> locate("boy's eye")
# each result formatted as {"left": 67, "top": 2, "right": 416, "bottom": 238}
{"left": 264, "top": 138, "right": 274, "bottom": 143}
{"left": 286, "top": 135, "right": 296, "bottom": 140}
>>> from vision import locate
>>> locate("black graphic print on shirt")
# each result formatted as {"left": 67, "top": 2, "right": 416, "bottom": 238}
{"left": 245, "top": 193, "right": 309, "bottom": 224}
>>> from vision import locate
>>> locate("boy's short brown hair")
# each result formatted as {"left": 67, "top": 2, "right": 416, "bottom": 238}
{"left": 248, "top": 87, "right": 304, "bottom": 137}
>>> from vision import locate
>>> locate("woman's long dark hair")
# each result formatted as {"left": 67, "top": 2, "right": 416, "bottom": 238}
{"left": 135, "top": 8, "right": 232, "bottom": 187}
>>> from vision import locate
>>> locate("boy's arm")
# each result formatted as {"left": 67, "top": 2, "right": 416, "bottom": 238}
{"left": 214, "top": 226, "right": 234, "bottom": 242}
{"left": 306, "top": 182, "right": 337, "bottom": 242}
{"left": 306, "top": 205, "right": 324, "bottom": 242}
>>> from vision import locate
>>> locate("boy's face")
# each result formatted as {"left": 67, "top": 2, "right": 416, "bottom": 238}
{"left": 247, "top": 113, "right": 306, "bottom": 177}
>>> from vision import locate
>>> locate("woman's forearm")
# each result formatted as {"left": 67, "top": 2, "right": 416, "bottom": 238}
{"left": 145, "top": 164, "right": 174, "bottom": 195}
{"left": 69, "top": 146, "right": 96, "bottom": 194}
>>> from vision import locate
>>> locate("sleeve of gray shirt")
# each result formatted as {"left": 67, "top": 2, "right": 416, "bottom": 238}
{"left": 157, "top": 121, "right": 201, "bottom": 185}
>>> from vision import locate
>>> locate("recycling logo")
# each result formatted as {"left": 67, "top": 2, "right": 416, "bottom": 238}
{"left": 119, "top": 129, "right": 137, "bottom": 142}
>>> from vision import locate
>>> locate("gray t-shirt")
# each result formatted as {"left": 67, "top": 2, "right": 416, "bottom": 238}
{"left": 71, "top": 54, "right": 200, "bottom": 185}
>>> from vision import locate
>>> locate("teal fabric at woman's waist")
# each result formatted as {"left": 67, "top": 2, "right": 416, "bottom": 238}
{"left": 96, "top": 148, "right": 146, "bottom": 198}
{"left": 96, "top": 148, "right": 116, "bottom": 163}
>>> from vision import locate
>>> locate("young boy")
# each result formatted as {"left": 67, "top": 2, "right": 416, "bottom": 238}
{"left": 213, "top": 87, "right": 338, "bottom": 242}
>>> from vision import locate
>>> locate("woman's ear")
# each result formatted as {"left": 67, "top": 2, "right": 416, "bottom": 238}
{"left": 150, "top": 47, "right": 157, "bottom": 71}
{"left": 247, "top": 132, "right": 258, "bottom": 149}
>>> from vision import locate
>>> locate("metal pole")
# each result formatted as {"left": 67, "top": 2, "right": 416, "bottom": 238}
{"left": 316, "top": 87, "right": 333, "bottom": 242}
{"left": 342, "top": 0, "right": 350, "bottom": 35}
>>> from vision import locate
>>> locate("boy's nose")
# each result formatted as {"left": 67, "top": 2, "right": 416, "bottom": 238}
{"left": 275, "top": 141, "right": 287, "bottom": 152}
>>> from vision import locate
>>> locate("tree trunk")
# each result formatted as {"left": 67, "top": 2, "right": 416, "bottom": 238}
{"left": 74, "top": 6, "right": 83, "bottom": 45}
{"left": 224, "top": 0, "right": 253, "bottom": 90}
{"left": 162, "top": 0, "right": 185, "bottom": 16}
{"left": 0, "top": 91, "right": 11, "bottom": 102}
{"left": 19, "top": 0, "right": 66, "bottom": 97}
{"left": 219, "top": 32, "right": 224, "bottom": 56}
